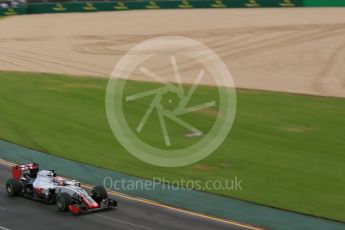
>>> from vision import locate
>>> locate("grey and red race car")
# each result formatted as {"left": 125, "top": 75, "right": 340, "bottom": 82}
{"left": 5, "top": 162, "right": 117, "bottom": 214}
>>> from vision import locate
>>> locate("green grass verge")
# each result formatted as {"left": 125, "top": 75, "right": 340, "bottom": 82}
{"left": 0, "top": 71, "right": 344, "bottom": 221}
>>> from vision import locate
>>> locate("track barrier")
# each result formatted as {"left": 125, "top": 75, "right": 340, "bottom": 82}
{"left": 8, "top": 0, "right": 345, "bottom": 16}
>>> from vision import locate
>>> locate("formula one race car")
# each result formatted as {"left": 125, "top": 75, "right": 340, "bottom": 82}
{"left": 5, "top": 163, "right": 117, "bottom": 214}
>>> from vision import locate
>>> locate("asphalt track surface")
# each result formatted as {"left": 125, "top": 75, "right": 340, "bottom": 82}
{"left": 0, "top": 162, "right": 260, "bottom": 230}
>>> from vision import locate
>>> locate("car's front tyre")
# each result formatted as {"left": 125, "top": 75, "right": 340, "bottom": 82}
{"left": 91, "top": 186, "right": 108, "bottom": 204}
{"left": 55, "top": 193, "right": 72, "bottom": 212}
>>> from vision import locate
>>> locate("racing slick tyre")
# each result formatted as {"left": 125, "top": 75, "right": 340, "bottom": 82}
{"left": 55, "top": 193, "right": 72, "bottom": 212}
{"left": 91, "top": 186, "right": 108, "bottom": 204}
{"left": 6, "top": 179, "right": 22, "bottom": 197}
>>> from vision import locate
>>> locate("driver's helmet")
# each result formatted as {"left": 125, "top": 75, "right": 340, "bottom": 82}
{"left": 54, "top": 176, "right": 65, "bottom": 186}
{"left": 44, "top": 170, "right": 55, "bottom": 180}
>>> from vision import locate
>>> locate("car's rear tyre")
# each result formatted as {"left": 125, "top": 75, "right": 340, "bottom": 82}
{"left": 91, "top": 186, "right": 108, "bottom": 204}
{"left": 6, "top": 179, "right": 22, "bottom": 197}
{"left": 55, "top": 193, "right": 72, "bottom": 212}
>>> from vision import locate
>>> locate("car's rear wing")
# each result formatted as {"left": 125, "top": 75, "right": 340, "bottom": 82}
{"left": 12, "top": 163, "right": 39, "bottom": 181}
